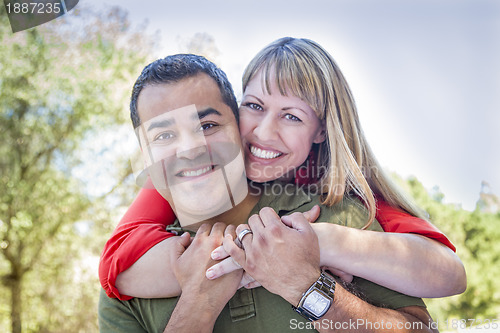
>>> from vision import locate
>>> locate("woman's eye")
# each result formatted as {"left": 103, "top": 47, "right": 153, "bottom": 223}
{"left": 284, "top": 113, "right": 302, "bottom": 122}
{"left": 154, "top": 132, "right": 174, "bottom": 141}
{"left": 245, "top": 102, "right": 263, "bottom": 111}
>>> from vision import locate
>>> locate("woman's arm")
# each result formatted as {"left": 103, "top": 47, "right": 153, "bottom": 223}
{"left": 99, "top": 184, "right": 178, "bottom": 300}
{"left": 208, "top": 203, "right": 466, "bottom": 298}
{"left": 312, "top": 222, "right": 466, "bottom": 298}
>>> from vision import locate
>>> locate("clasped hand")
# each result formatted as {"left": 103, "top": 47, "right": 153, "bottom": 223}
{"left": 170, "top": 222, "right": 242, "bottom": 312}
{"left": 172, "top": 205, "right": 353, "bottom": 309}
{"left": 206, "top": 206, "right": 353, "bottom": 291}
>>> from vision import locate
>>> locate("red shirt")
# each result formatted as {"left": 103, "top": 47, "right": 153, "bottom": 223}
{"left": 99, "top": 186, "right": 455, "bottom": 300}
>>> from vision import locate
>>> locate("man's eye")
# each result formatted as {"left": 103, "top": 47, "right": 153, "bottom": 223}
{"left": 284, "top": 113, "right": 302, "bottom": 122}
{"left": 154, "top": 132, "right": 174, "bottom": 141}
{"left": 198, "top": 122, "right": 219, "bottom": 134}
{"left": 245, "top": 102, "right": 263, "bottom": 111}
{"left": 201, "top": 123, "right": 215, "bottom": 130}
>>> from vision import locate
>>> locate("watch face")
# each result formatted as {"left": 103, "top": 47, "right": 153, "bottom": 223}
{"left": 303, "top": 290, "right": 330, "bottom": 316}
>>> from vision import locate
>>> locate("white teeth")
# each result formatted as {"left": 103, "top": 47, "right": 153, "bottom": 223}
{"left": 250, "top": 145, "right": 283, "bottom": 159}
{"left": 180, "top": 166, "right": 212, "bottom": 177}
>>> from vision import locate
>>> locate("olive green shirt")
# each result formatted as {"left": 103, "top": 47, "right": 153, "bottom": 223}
{"left": 98, "top": 183, "right": 425, "bottom": 333}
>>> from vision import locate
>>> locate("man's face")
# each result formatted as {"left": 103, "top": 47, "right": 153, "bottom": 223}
{"left": 136, "top": 73, "right": 247, "bottom": 227}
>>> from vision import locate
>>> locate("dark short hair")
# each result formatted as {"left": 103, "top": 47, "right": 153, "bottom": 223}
{"left": 130, "top": 54, "right": 238, "bottom": 128}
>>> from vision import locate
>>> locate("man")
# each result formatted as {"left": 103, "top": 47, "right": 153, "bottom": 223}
{"left": 98, "top": 54, "right": 437, "bottom": 332}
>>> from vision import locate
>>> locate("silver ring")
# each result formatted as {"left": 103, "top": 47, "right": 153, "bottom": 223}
{"left": 236, "top": 228, "right": 253, "bottom": 249}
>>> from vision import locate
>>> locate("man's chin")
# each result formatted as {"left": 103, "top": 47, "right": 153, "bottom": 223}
{"left": 174, "top": 198, "right": 233, "bottom": 228}
{"left": 168, "top": 185, "right": 232, "bottom": 222}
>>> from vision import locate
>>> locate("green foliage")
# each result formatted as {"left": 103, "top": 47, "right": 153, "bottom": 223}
{"left": 395, "top": 175, "right": 500, "bottom": 323}
{"left": 0, "top": 5, "right": 153, "bottom": 333}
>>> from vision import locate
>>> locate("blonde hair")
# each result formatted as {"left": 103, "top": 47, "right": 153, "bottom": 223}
{"left": 242, "top": 37, "right": 426, "bottom": 228}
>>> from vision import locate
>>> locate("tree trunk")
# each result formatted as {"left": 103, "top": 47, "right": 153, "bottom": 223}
{"left": 10, "top": 277, "right": 22, "bottom": 333}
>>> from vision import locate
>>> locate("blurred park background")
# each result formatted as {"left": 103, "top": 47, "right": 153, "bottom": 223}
{"left": 1, "top": 1, "right": 499, "bottom": 332}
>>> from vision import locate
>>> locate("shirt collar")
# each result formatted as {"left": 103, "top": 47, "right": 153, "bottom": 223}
{"left": 249, "top": 181, "right": 313, "bottom": 216}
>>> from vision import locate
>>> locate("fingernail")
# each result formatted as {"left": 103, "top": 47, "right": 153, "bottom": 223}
{"left": 206, "top": 269, "right": 215, "bottom": 279}
{"left": 211, "top": 250, "right": 219, "bottom": 260}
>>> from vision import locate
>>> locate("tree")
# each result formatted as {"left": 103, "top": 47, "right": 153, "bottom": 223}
{"left": 395, "top": 176, "right": 500, "bottom": 327}
{"left": 0, "top": 5, "right": 153, "bottom": 332}
{"left": 177, "top": 32, "right": 221, "bottom": 63}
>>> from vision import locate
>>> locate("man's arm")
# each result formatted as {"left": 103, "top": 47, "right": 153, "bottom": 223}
{"left": 98, "top": 288, "right": 148, "bottom": 333}
{"left": 314, "top": 284, "right": 436, "bottom": 333}
{"left": 164, "top": 223, "right": 242, "bottom": 333}
{"left": 224, "top": 207, "right": 437, "bottom": 333}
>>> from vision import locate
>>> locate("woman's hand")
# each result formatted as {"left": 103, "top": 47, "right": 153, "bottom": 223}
{"left": 207, "top": 239, "right": 260, "bottom": 289}
{"left": 223, "top": 208, "right": 322, "bottom": 305}
{"left": 205, "top": 205, "right": 322, "bottom": 288}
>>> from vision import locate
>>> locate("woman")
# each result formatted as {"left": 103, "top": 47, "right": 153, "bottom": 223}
{"left": 99, "top": 37, "right": 465, "bottom": 301}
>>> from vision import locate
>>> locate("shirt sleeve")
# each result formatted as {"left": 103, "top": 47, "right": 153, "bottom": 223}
{"left": 376, "top": 200, "right": 456, "bottom": 252}
{"left": 99, "top": 185, "right": 176, "bottom": 300}
{"left": 98, "top": 289, "right": 148, "bottom": 333}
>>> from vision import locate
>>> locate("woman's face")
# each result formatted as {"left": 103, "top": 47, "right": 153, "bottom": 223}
{"left": 239, "top": 69, "right": 325, "bottom": 183}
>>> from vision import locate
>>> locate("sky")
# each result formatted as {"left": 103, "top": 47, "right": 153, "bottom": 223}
{"left": 81, "top": 0, "right": 500, "bottom": 210}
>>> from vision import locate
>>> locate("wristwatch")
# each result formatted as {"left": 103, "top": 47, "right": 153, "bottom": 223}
{"left": 293, "top": 271, "right": 336, "bottom": 321}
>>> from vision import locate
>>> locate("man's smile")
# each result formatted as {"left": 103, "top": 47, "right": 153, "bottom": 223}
{"left": 175, "top": 164, "right": 217, "bottom": 178}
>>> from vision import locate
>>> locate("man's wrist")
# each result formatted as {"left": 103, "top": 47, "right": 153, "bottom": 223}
{"left": 286, "top": 268, "right": 322, "bottom": 306}
{"left": 176, "top": 292, "right": 219, "bottom": 326}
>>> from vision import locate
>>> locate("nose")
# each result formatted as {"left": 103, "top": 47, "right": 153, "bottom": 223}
{"left": 253, "top": 113, "right": 278, "bottom": 142}
{"left": 176, "top": 132, "right": 208, "bottom": 160}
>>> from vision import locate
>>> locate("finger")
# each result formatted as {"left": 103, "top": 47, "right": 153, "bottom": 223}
{"left": 235, "top": 223, "right": 251, "bottom": 235}
{"left": 178, "top": 232, "right": 191, "bottom": 249}
{"left": 210, "top": 222, "right": 226, "bottom": 237}
{"left": 211, "top": 245, "right": 229, "bottom": 260}
{"left": 238, "top": 272, "right": 255, "bottom": 289}
{"left": 258, "top": 207, "right": 282, "bottom": 228}
{"left": 244, "top": 281, "right": 262, "bottom": 289}
{"left": 325, "top": 267, "right": 354, "bottom": 283}
{"left": 206, "top": 257, "right": 242, "bottom": 280}
{"left": 302, "top": 205, "right": 321, "bottom": 223}
{"left": 235, "top": 224, "right": 253, "bottom": 249}
{"left": 196, "top": 223, "right": 211, "bottom": 237}
{"left": 280, "top": 212, "right": 310, "bottom": 232}
{"left": 223, "top": 233, "right": 246, "bottom": 268}
{"left": 169, "top": 233, "right": 191, "bottom": 264}
{"left": 247, "top": 213, "right": 265, "bottom": 235}
{"left": 224, "top": 224, "right": 237, "bottom": 239}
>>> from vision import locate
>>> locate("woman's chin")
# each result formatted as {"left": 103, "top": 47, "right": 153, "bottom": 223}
{"left": 246, "top": 171, "right": 295, "bottom": 184}
{"left": 245, "top": 160, "right": 300, "bottom": 184}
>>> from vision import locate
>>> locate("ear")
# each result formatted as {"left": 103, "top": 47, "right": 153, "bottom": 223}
{"left": 313, "top": 124, "right": 326, "bottom": 144}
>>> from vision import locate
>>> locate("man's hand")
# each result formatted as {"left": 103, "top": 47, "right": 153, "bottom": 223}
{"left": 165, "top": 223, "right": 243, "bottom": 333}
{"left": 172, "top": 223, "right": 242, "bottom": 304}
{"left": 223, "top": 207, "right": 321, "bottom": 306}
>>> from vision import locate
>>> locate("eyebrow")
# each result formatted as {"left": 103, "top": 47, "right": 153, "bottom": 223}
{"left": 245, "top": 94, "right": 265, "bottom": 106}
{"left": 196, "top": 107, "right": 222, "bottom": 120}
{"left": 147, "top": 108, "right": 222, "bottom": 132}
{"left": 283, "top": 106, "right": 309, "bottom": 116}
{"left": 246, "top": 94, "right": 309, "bottom": 116}
{"left": 147, "top": 118, "right": 174, "bottom": 132}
